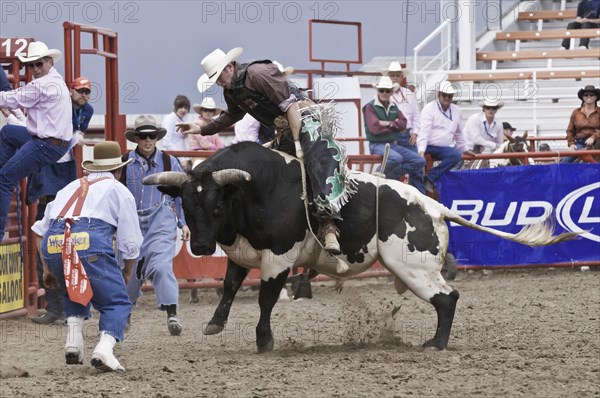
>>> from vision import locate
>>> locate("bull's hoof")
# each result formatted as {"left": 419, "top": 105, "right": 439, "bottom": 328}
{"left": 203, "top": 322, "right": 225, "bottom": 335}
{"left": 422, "top": 338, "right": 446, "bottom": 351}
{"left": 256, "top": 338, "right": 274, "bottom": 354}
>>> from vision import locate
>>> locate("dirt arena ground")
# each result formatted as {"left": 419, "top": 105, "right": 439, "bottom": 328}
{"left": 1, "top": 268, "right": 598, "bottom": 398}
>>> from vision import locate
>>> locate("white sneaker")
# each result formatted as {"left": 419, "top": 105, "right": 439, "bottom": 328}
{"left": 167, "top": 316, "right": 182, "bottom": 336}
{"left": 65, "top": 346, "right": 83, "bottom": 365}
{"left": 91, "top": 332, "right": 125, "bottom": 373}
{"left": 557, "top": 46, "right": 567, "bottom": 50}
{"left": 578, "top": 45, "right": 588, "bottom": 50}
{"left": 91, "top": 351, "right": 125, "bottom": 373}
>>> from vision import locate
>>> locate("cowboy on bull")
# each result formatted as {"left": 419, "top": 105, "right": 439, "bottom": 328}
{"left": 177, "top": 47, "right": 353, "bottom": 254}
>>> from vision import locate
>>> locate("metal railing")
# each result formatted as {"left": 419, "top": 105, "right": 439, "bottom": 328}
{"left": 412, "top": 19, "right": 453, "bottom": 88}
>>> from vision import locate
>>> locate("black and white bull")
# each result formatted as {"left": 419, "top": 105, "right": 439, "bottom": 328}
{"left": 144, "top": 142, "right": 577, "bottom": 353}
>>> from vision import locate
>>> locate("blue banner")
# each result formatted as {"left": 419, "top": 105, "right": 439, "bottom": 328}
{"left": 438, "top": 164, "right": 600, "bottom": 267}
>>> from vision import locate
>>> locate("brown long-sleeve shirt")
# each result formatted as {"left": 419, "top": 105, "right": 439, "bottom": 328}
{"left": 566, "top": 106, "right": 600, "bottom": 146}
{"left": 200, "top": 62, "right": 295, "bottom": 136}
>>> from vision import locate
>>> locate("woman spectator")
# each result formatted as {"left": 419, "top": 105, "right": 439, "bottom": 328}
{"left": 187, "top": 97, "right": 224, "bottom": 151}
{"left": 561, "top": 85, "right": 600, "bottom": 163}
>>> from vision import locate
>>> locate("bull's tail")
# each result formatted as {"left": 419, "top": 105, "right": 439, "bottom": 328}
{"left": 444, "top": 210, "right": 580, "bottom": 247}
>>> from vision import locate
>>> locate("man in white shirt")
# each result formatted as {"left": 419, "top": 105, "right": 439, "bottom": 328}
{"left": 0, "top": 41, "right": 72, "bottom": 236}
{"left": 463, "top": 98, "right": 505, "bottom": 153}
{"left": 32, "top": 141, "right": 143, "bottom": 372}
{"left": 417, "top": 81, "right": 475, "bottom": 193}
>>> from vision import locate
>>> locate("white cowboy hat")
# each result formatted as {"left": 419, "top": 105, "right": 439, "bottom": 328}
{"left": 438, "top": 81, "right": 457, "bottom": 95}
{"left": 18, "top": 41, "right": 62, "bottom": 63}
{"left": 479, "top": 98, "right": 505, "bottom": 108}
{"left": 82, "top": 141, "right": 132, "bottom": 172}
{"left": 373, "top": 76, "right": 399, "bottom": 91}
{"left": 272, "top": 60, "right": 294, "bottom": 76}
{"left": 383, "top": 61, "right": 409, "bottom": 76}
{"left": 124, "top": 115, "right": 167, "bottom": 143}
{"left": 192, "top": 97, "right": 223, "bottom": 115}
{"left": 196, "top": 47, "right": 244, "bottom": 93}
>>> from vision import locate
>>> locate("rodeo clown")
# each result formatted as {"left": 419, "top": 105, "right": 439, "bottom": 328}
{"left": 178, "top": 47, "right": 354, "bottom": 254}
{"left": 31, "top": 141, "right": 143, "bottom": 373}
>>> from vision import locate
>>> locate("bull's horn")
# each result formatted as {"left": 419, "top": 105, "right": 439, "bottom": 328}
{"left": 212, "top": 169, "right": 251, "bottom": 186}
{"left": 142, "top": 171, "right": 190, "bottom": 187}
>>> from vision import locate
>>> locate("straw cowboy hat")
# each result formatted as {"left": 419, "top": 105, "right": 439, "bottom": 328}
{"left": 272, "top": 60, "right": 294, "bottom": 76}
{"left": 82, "top": 141, "right": 132, "bottom": 172}
{"left": 438, "top": 81, "right": 457, "bottom": 95}
{"left": 383, "top": 61, "right": 409, "bottom": 76}
{"left": 18, "top": 41, "right": 62, "bottom": 63}
{"left": 192, "top": 97, "right": 223, "bottom": 115}
{"left": 479, "top": 98, "right": 504, "bottom": 108}
{"left": 373, "top": 76, "right": 399, "bottom": 91}
{"left": 577, "top": 85, "right": 600, "bottom": 101}
{"left": 196, "top": 47, "right": 244, "bottom": 93}
{"left": 124, "top": 115, "right": 167, "bottom": 143}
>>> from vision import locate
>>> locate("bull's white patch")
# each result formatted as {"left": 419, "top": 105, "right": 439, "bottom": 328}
{"left": 47, "top": 232, "right": 90, "bottom": 254}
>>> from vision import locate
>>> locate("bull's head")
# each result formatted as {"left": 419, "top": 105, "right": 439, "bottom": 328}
{"left": 142, "top": 169, "right": 251, "bottom": 256}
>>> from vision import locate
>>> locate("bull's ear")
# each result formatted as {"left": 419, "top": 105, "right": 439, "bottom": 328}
{"left": 158, "top": 186, "right": 182, "bottom": 198}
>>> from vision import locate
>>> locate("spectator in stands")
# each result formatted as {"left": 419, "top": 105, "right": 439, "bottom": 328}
{"left": 28, "top": 76, "right": 95, "bottom": 325}
{"left": 561, "top": 0, "right": 600, "bottom": 49}
{"left": 561, "top": 85, "right": 600, "bottom": 163}
{"left": 187, "top": 97, "right": 225, "bottom": 151}
{"left": 31, "top": 141, "right": 142, "bottom": 372}
{"left": 503, "top": 122, "right": 517, "bottom": 140}
{"left": 0, "top": 41, "right": 72, "bottom": 237}
{"left": 385, "top": 62, "right": 421, "bottom": 144}
{"left": 162, "top": 94, "right": 192, "bottom": 169}
{"left": 121, "top": 115, "right": 190, "bottom": 336}
{"left": 363, "top": 76, "right": 425, "bottom": 193}
{"left": 417, "top": 81, "right": 475, "bottom": 193}
{"left": 463, "top": 98, "right": 505, "bottom": 153}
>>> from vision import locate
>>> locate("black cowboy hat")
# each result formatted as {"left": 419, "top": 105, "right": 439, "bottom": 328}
{"left": 502, "top": 122, "right": 516, "bottom": 132}
{"left": 577, "top": 85, "right": 600, "bottom": 101}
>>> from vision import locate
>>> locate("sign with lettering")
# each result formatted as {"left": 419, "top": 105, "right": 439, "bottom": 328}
{"left": 0, "top": 244, "right": 24, "bottom": 313}
{"left": 47, "top": 232, "right": 90, "bottom": 254}
{"left": 0, "top": 37, "right": 33, "bottom": 59}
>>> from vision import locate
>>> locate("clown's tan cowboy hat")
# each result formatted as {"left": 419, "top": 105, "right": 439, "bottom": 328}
{"left": 124, "top": 115, "right": 167, "bottom": 143}
{"left": 192, "top": 97, "right": 223, "bottom": 115}
{"left": 18, "top": 41, "right": 62, "bottom": 63}
{"left": 478, "top": 98, "right": 504, "bottom": 108}
{"left": 373, "top": 76, "right": 399, "bottom": 91}
{"left": 272, "top": 60, "right": 294, "bottom": 76}
{"left": 577, "top": 85, "right": 600, "bottom": 101}
{"left": 382, "top": 61, "right": 409, "bottom": 76}
{"left": 438, "top": 81, "right": 457, "bottom": 95}
{"left": 82, "top": 141, "right": 132, "bottom": 172}
{"left": 196, "top": 47, "right": 244, "bottom": 93}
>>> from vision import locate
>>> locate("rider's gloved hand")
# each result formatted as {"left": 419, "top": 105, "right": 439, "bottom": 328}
{"left": 295, "top": 140, "right": 304, "bottom": 160}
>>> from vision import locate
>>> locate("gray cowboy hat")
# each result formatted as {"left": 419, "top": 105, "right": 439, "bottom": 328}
{"left": 124, "top": 115, "right": 167, "bottom": 143}
{"left": 82, "top": 141, "right": 132, "bottom": 172}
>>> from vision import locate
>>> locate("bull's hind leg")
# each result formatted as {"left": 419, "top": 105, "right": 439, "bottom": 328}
{"left": 385, "top": 258, "right": 459, "bottom": 350}
{"left": 204, "top": 259, "right": 249, "bottom": 335}
{"left": 256, "top": 269, "right": 289, "bottom": 353}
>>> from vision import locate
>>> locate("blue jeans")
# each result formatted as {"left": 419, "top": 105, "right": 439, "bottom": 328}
{"left": 0, "top": 125, "right": 68, "bottom": 235}
{"left": 42, "top": 218, "right": 131, "bottom": 342}
{"left": 424, "top": 145, "right": 463, "bottom": 184}
{"left": 559, "top": 139, "right": 587, "bottom": 163}
{"left": 369, "top": 135, "right": 426, "bottom": 193}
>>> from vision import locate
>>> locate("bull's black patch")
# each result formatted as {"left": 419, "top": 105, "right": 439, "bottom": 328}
{"left": 337, "top": 182, "right": 440, "bottom": 262}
